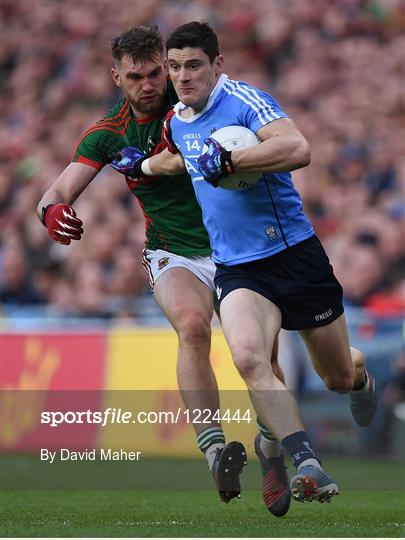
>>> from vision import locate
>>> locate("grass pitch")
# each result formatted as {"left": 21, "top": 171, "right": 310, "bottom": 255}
{"left": 1, "top": 490, "right": 404, "bottom": 537}
{"left": 1, "top": 457, "right": 404, "bottom": 537}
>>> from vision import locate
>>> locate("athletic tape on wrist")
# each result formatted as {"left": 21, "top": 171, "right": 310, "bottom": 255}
{"left": 141, "top": 158, "right": 153, "bottom": 176}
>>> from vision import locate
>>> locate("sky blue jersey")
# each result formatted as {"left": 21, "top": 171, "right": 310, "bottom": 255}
{"left": 170, "top": 74, "right": 314, "bottom": 265}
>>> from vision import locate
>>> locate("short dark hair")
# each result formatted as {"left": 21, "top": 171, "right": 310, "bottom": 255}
{"left": 166, "top": 21, "right": 219, "bottom": 63}
{"left": 111, "top": 25, "right": 164, "bottom": 64}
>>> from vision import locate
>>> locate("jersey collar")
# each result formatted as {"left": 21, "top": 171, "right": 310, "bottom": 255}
{"left": 173, "top": 74, "right": 228, "bottom": 123}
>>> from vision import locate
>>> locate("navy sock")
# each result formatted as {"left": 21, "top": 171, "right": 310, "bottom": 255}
{"left": 281, "top": 431, "right": 319, "bottom": 469}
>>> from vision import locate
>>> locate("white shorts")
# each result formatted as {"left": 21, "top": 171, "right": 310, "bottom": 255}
{"left": 142, "top": 248, "right": 216, "bottom": 292}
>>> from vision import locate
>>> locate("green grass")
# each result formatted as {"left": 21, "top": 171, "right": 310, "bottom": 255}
{"left": 1, "top": 457, "right": 404, "bottom": 537}
{"left": 2, "top": 454, "right": 404, "bottom": 491}
{"left": 1, "top": 490, "right": 404, "bottom": 537}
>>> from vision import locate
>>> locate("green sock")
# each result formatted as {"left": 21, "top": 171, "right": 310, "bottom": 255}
{"left": 196, "top": 427, "right": 225, "bottom": 453}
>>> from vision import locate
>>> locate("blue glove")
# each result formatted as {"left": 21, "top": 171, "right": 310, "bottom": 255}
{"left": 111, "top": 147, "right": 146, "bottom": 178}
{"left": 197, "top": 138, "right": 235, "bottom": 187}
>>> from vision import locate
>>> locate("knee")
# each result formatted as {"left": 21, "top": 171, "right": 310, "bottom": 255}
{"left": 175, "top": 311, "right": 211, "bottom": 347}
{"left": 324, "top": 371, "right": 354, "bottom": 393}
{"left": 232, "top": 346, "right": 266, "bottom": 381}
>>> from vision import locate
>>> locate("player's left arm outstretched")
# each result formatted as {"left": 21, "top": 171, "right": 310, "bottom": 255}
{"left": 198, "top": 118, "right": 311, "bottom": 186}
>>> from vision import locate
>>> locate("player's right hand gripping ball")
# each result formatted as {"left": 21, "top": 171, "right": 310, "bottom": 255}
{"left": 197, "top": 138, "right": 235, "bottom": 188}
{"left": 111, "top": 146, "right": 146, "bottom": 178}
{"left": 42, "top": 203, "right": 83, "bottom": 245}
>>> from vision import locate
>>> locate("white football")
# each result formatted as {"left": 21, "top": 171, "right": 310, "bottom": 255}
{"left": 202, "top": 125, "right": 261, "bottom": 190}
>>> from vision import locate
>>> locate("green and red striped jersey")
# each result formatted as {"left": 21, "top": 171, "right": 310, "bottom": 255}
{"left": 71, "top": 86, "right": 211, "bottom": 256}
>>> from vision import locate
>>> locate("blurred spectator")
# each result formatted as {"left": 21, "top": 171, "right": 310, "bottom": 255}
{"left": 1, "top": 244, "right": 44, "bottom": 305}
{"left": 1, "top": 0, "right": 404, "bottom": 318}
{"left": 334, "top": 242, "right": 384, "bottom": 306}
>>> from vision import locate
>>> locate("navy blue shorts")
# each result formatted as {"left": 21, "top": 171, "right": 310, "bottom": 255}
{"left": 214, "top": 236, "right": 344, "bottom": 331}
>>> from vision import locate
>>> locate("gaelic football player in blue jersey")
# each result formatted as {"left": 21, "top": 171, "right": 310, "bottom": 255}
{"left": 113, "top": 21, "right": 376, "bottom": 514}
{"left": 38, "top": 25, "right": 255, "bottom": 506}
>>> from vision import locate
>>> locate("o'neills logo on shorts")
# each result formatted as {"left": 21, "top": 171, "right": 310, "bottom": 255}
{"left": 315, "top": 308, "right": 332, "bottom": 321}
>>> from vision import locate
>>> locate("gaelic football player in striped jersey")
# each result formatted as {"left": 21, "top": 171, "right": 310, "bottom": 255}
{"left": 38, "top": 25, "right": 260, "bottom": 504}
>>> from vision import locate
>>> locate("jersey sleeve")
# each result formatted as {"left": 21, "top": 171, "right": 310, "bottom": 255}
{"left": 71, "top": 125, "right": 121, "bottom": 171}
{"left": 161, "top": 109, "right": 179, "bottom": 154}
{"left": 235, "top": 83, "right": 289, "bottom": 134}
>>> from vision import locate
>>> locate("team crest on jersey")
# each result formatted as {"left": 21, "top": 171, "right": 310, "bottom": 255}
{"left": 158, "top": 257, "right": 170, "bottom": 270}
{"left": 265, "top": 226, "right": 277, "bottom": 241}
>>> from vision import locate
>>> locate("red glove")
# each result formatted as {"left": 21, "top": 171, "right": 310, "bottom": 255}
{"left": 161, "top": 109, "right": 179, "bottom": 154}
{"left": 41, "top": 203, "right": 83, "bottom": 245}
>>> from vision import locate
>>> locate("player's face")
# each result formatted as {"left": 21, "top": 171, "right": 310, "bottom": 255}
{"left": 111, "top": 54, "right": 167, "bottom": 118}
{"left": 167, "top": 47, "right": 223, "bottom": 112}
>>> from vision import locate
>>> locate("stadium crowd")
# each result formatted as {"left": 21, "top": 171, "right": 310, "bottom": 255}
{"left": 1, "top": 0, "right": 404, "bottom": 320}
